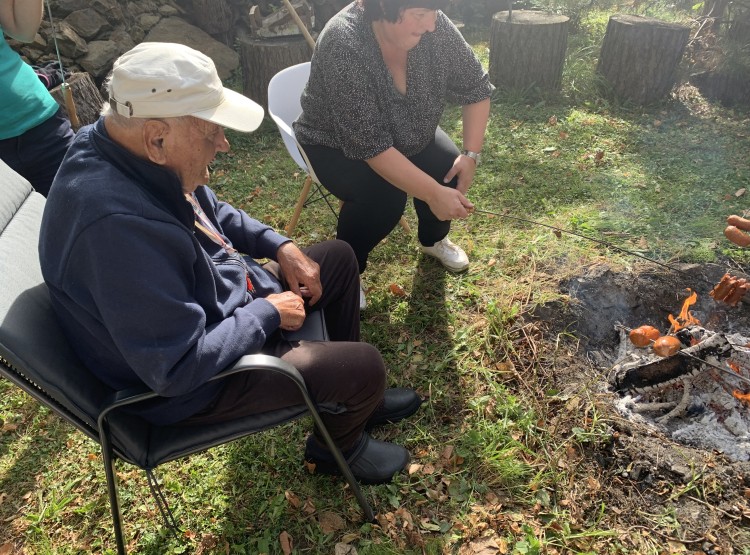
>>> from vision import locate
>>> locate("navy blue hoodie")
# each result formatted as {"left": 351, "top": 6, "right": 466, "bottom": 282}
{"left": 39, "top": 118, "right": 291, "bottom": 425}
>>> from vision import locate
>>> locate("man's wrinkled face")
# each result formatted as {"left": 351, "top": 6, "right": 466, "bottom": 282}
{"left": 163, "top": 117, "right": 230, "bottom": 193}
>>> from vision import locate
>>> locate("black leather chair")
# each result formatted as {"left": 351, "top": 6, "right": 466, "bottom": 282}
{"left": 0, "top": 160, "right": 374, "bottom": 554}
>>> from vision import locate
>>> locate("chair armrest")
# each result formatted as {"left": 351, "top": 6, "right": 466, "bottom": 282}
{"left": 98, "top": 354, "right": 304, "bottom": 425}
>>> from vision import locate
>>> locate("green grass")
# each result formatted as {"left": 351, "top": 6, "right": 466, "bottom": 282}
{"left": 3, "top": 6, "right": 750, "bottom": 554}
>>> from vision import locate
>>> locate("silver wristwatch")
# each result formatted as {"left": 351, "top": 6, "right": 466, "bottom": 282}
{"left": 461, "top": 150, "right": 481, "bottom": 165}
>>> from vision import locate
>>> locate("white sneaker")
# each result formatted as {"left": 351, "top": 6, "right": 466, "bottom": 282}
{"left": 359, "top": 283, "right": 367, "bottom": 310}
{"left": 420, "top": 237, "right": 469, "bottom": 272}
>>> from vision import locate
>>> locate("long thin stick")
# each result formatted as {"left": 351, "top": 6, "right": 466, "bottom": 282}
{"left": 45, "top": 0, "right": 80, "bottom": 130}
{"left": 472, "top": 208, "right": 702, "bottom": 280}
{"left": 282, "top": 0, "right": 316, "bottom": 50}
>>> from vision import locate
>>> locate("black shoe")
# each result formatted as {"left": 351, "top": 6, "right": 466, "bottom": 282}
{"left": 304, "top": 433, "right": 410, "bottom": 485}
{"left": 366, "top": 387, "right": 422, "bottom": 430}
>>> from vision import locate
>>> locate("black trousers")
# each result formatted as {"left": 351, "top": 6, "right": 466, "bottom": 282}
{"left": 184, "top": 240, "right": 385, "bottom": 450}
{"left": 301, "top": 127, "right": 461, "bottom": 273}
{"left": 0, "top": 107, "right": 74, "bottom": 197}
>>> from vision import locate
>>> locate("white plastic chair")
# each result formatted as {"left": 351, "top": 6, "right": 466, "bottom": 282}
{"left": 267, "top": 62, "right": 410, "bottom": 236}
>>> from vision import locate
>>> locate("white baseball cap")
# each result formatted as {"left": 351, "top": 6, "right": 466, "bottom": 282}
{"left": 108, "top": 42, "right": 264, "bottom": 133}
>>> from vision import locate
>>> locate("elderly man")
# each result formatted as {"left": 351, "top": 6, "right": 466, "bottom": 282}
{"left": 39, "top": 42, "right": 420, "bottom": 484}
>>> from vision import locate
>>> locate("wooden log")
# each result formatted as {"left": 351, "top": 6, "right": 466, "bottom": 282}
{"left": 49, "top": 72, "right": 105, "bottom": 130}
{"left": 597, "top": 14, "right": 690, "bottom": 105}
{"left": 489, "top": 10, "right": 569, "bottom": 93}
{"left": 239, "top": 35, "right": 312, "bottom": 110}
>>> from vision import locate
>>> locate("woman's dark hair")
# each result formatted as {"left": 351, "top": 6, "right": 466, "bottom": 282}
{"left": 360, "top": 0, "right": 449, "bottom": 23}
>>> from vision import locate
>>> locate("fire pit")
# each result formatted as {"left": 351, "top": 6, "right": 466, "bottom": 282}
{"left": 563, "top": 262, "right": 750, "bottom": 462}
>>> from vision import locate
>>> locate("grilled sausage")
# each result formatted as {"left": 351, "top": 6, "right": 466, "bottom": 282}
{"left": 710, "top": 273, "right": 734, "bottom": 300}
{"left": 727, "top": 215, "right": 750, "bottom": 231}
{"left": 724, "top": 225, "right": 750, "bottom": 247}
{"left": 721, "top": 279, "right": 741, "bottom": 303}
{"left": 726, "top": 279, "right": 748, "bottom": 306}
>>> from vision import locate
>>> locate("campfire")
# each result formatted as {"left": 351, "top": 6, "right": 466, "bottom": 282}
{"left": 608, "top": 289, "right": 750, "bottom": 462}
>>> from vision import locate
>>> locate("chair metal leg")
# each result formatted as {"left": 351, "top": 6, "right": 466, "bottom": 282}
{"left": 100, "top": 422, "right": 127, "bottom": 555}
{"left": 223, "top": 357, "right": 376, "bottom": 521}
{"left": 303, "top": 400, "right": 376, "bottom": 522}
{"left": 286, "top": 175, "right": 313, "bottom": 236}
{"left": 145, "top": 470, "right": 181, "bottom": 538}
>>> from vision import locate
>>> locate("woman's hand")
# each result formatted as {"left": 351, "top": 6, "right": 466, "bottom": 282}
{"left": 266, "top": 291, "right": 306, "bottom": 330}
{"left": 276, "top": 242, "right": 322, "bottom": 305}
{"left": 443, "top": 154, "right": 477, "bottom": 195}
{"left": 427, "top": 186, "right": 474, "bottom": 221}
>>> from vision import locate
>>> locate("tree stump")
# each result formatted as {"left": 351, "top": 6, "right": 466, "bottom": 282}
{"left": 239, "top": 36, "right": 312, "bottom": 110}
{"left": 597, "top": 15, "right": 690, "bottom": 105}
{"left": 489, "top": 10, "right": 569, "bottom": 93}
{"left": 50, "top": 72, "right": 105, "bottom": 130}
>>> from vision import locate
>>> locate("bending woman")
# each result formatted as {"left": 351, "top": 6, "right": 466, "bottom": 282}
{"left": 294, "top": 0, "right": 492, "bottom": 286}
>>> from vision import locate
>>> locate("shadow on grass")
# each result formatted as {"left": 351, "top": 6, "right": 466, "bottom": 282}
{"left": 0, "top": 402, "right": 76, "bottom": 547}
{"left": 409, "top": 258, "right": 464, "bottom": 418}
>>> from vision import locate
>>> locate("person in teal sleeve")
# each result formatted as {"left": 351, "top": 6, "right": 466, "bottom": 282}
{"left": 0, "top": 0, "right": 73, "bottom": 196}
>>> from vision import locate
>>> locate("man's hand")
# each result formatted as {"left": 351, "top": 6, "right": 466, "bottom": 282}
{"left": 266, "top": 292, "right": 306, "bottom": 330}
{"left": 276, "top": 242, "right": 322, "bottom": 305}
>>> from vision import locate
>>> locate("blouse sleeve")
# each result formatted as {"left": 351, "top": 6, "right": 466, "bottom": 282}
{"left": 439, "top": 15, "right": 494, "bottom": 106}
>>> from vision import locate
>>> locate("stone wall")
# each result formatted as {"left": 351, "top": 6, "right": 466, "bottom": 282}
{"left": 8, "top": 0, "right": 243, "bottom": 85}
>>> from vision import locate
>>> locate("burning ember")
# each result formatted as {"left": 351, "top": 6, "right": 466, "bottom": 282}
{"left": 608, "top": 290, "right": 750, "bottom": 462}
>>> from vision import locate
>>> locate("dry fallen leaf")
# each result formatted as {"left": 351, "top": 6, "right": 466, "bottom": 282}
{"left": 389, "top": 283, "right": 406, "bottom": 297}
{"left": 735, "top": 188, "right": 746, "bottom": 197}
{"left": 335, "top": 543, "right": 358, "bottom": 555}
{"left": 0, "top": 544, "right": 13, "bottom": 555}
{"left": 303, "top": 460, "right": 316, "bottom": 474}
{"left": 284, "top": 490, "right": 301, "bottom": 509}
{"left": 548, "top": 115, "right": 558, "bottom": 126}
{"left": 586, "top": 476, "right": 601, "bottom": 491}
{"left": 666, "top": 540, "right": 687, "bottom": 552}
{"left": 279, "top": 531, "right": 293, "bottom": 555}
{"left": 319, "top": 511, "right": 346, "bottom": 534}
{"left": 340, "top": 532, "right": 360, "bottom": 544}
{"left": 302, "top": 497, "right": 316, "bottom": 514}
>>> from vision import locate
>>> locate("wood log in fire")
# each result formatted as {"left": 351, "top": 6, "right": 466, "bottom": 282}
{"left": 613, "top": 329, "right": 733, "bottom": 392}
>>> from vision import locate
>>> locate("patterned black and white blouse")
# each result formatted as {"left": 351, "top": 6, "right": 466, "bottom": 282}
{"left": 293, "top": 2, "right": 493, "bottom": 161}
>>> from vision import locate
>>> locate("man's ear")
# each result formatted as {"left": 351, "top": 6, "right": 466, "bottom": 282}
{"left": 142, "top": 120, "right": 169, "bottom": 165}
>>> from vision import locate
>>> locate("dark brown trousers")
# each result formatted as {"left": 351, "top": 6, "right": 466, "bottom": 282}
{"left": 184, "top": 240, "right": 385, "bottom": 450}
